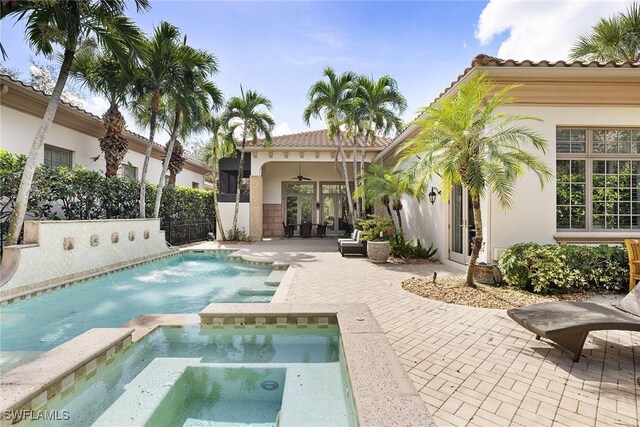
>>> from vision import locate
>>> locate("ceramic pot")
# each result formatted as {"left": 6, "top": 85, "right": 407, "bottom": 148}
{"left": 367, "top": 241, "right": 391, "bottom": 263}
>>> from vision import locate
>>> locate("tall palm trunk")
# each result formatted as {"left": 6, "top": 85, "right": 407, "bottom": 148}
{"left": 232, "top": 133, "right": 246, "bottom": 232}
{"left": 212, "top": 151, "right": 226, "bottom": 240}
{"left": 6, "top": 49, "right": 75, "bottom": 246}
{"left": 360, "top": 129, "right": 370, "bottom": 215}
{"left": 392, "top": 201, "right": 404, "bottom": 236}
{"left": 336, "top": 130, "right": 355, "bottom": 224}
{"left": 352, "top": 136, "right": 360, "bottom": 218}
{"left": 138, "top": 91, "right": 160, "bottom": 218}
{"left": 153, "top": 107, "right": 181, "bottom": 218}
{"left": 100, "top": 102, "right": 128, "bottom": 178}
{"left": 465, "top": 193, "right": 482, "bottom": 288}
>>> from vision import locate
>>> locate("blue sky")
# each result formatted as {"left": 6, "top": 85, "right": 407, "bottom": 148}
{"left": 0, "top": 0, "right": 629, "bottom": 139}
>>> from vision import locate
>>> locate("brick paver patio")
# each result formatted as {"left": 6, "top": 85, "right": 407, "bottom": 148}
{"left": 203, "top": 238, "right": 639, "bottom": 426}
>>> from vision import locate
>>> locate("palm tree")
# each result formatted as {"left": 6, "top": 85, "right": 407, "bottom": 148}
{"left": 165, "top": 140, "right": 185, "bottom": 186}
{"left": 355, "top": 75, "right": 407, "bottom": 214}
{"left": 70, "top": 48, "right": 136, "bottom": 177}
{"left": 344, "top": 101, "right": 365, "bottom": 218}
{"left": 303, "top": 67, "right": 357, "bottom": 223}
{"left": 131, "top": 21, "right": 182, "bottom": 218}
{"left": 570, "top": 2, "right": 640, "bottom": 62}
{"left": 398, "top": 72, "right": 552, "bottom": 287}
{"left": 152, "top": 42, "right": 222, "bottom": 218}
{"left": 2, "top": 0, "right": 148, "bottom": 246}
{"left": 224, "top": 87, "right": 275, "bottom": 233}
{"left": 355, "top": 161, "right": 415, "bottom": 236}
{"left": 203, "top": 114, "right": 235, "bottom": 241}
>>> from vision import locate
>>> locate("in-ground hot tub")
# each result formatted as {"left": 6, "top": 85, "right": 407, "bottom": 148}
{"left": 0, "top": 304, "right": 434, "bottom": 427}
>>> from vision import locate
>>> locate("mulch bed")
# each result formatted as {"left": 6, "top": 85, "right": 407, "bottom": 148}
{"left": 402, "top": 276, "right": 603, "bottom": 309}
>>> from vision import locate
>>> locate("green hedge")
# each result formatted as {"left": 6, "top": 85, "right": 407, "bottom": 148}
{"left": 498, "top": 242, "right": 629, "bottom": 294}
{"left": 0, "top": 149, "right": 214, "bottom": 231}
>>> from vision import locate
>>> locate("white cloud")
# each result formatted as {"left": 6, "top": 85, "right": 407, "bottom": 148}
{"left": 83, "top": 96, "right": 110, "bottom": 116}
{"left": 475, "top": 0, "right": 629, "bottom": 61}
{"left": 273, "top": 121, "right": 292, "bottom": 136}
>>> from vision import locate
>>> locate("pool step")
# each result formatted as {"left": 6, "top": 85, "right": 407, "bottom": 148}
{"left": 237, "top": 288, "right": 276, "bottom": 297}
{"left": 183, "top": 419, "right": 274, "bottom": 427}
{"left": 264, "top": 270, "right": 286, "bottom": 287}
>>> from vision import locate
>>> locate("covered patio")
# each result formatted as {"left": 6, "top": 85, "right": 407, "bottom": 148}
{"left": 193, "top": 238, "right": 640, "bottom": 427}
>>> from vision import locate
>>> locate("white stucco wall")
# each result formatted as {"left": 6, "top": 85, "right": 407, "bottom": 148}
{"left": 395, "top": 104, "right": 640, "bottom": 266}
{"left": 0, "top": 105, "right": 205, "bottom": 188}
{"left": 216, "top": 203, "right": 250, "bottom": 238}
{"left": 0, "top": 219, "right": 171, "bottom": 298}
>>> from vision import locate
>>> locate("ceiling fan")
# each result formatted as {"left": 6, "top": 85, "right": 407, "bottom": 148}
{"left": 291, "top": 163, "right": 311, "bottom": 181}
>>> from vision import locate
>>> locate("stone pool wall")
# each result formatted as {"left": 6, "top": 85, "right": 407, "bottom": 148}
{"left": 0, "top": 219, "right": 173, "bottom": 299}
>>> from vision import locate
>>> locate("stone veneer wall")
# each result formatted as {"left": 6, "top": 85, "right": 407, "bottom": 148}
{"left": 263, "top": 204, "right": 283, "bottom": 237}
{"left": 0, "top": 219, "right": 171, "bottom": 298}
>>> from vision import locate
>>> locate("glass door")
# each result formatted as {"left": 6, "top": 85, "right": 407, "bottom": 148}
{"left": 449, "top": 185, "right": 475, "bottom": 264}
{"left": 284, "top": 183, "right": 315, "bottom": 227}
{"left": 321, "top": 183, "right": 349, "bottom": 234}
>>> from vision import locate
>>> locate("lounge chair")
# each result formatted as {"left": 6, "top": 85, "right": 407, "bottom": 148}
{"left": 338, "top": 229, "right": 359, "bottom": 244}
{"left": 507, "top": 286, "right": 640, "bottom": 362}
{"left": 624, "top": 239, "right": 639, "bottom": 291}
{"left": 338, "top": 230, "right": 367, "bottom": 257}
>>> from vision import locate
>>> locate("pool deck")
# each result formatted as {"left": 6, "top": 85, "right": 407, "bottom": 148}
{"left": 191, "top": 238, "right": 640, "bottom": 427}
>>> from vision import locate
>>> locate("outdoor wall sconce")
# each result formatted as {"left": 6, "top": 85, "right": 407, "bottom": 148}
{"left": 315, "top": 202, "right": 320, "bottom": 209}
{"left": 428, "top": 187, "right": 441, "bottom": 204}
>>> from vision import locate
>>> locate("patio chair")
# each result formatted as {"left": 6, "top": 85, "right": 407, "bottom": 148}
{"left": 507, "top": 285, "right": 640, "bottom": 362}
{"left": 316, "top": 222, "right": 327, "bottom": 237}
{"left": 624, "top": 239, "right": 640, "bottom": 291}
{"left": 338, "top": 231, "right": 367, "bottom": 257}
{"left": 282, "top": 222, "right": 294, "bottom": 238}
{"left": 300, "top": 222, "right": 312, "bottom": 238}
{"left": 338, "top": 229, "right": 359, "bottom": 244}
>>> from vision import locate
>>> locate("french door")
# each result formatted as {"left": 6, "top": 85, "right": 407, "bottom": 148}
{"left": 284, "top": 183, "right": 315, "bottom": 225}
{"left": 449, "top": 185, "right": 476, "bottom": 264}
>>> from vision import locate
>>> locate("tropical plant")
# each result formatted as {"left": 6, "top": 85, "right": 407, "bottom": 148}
{"left": 165, "top": 140, "right": 185, "bottom": 186}
{"left": 203, "top": 115, "right": 235, "bottom": 241}
{"left": 224, "top": 87, "right": 274, "bottom": 231}
{"left": 570, "top": 2, "right": 640, "bottom": 62}
{"left": 151, "top": 41, "right": 222, "bottom": 218}
{"left": 1, "top": 0, "right": 149, "bottom": 246}
{"left": 355, "top": 161, "right": 417, "bottom": 236}
{"left": 399, "top": 72, "right": 552, "bottom": 287}
{"left": 131, "top": 21, "right": 181, "bottom": 218}
{"left": 353, "top": 74, "right": 407, "bottom": 214}
{"left": 303, "top": 67, "right": 357, "bottom": 224}
{"left": 71, "top": 48, "right": 137, "bottom": 177}
{"left": 357, "top": 215, "right": 395, "bottom": 242}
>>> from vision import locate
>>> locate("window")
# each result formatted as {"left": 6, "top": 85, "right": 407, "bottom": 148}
{"left": 121, "top": 163, "right": 137, "bottom": 181}
{"left": 556, "top": 128, "right": 640, "bottom": 231}
{"left": 192, "top": 182, "right": 199, "bottom": 189}
{"left": 219, "top": 170, "right": 249, "bottom": 202}
{"left": 44, "top": 145, "right": 72, "bottom": 169}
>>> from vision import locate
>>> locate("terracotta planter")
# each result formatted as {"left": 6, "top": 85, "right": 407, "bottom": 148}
{"left": 367, "top": 241, "right": 391, "bottom": 263}
{"left": 473, "top": 263, "right": 497, "bottom": 285}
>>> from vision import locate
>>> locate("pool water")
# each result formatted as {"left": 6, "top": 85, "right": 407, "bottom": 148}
{"left": 0, "top": 252, "right": 275, "bottom": 371}
{"left": 38, "top": 326, "right": 356, "bottom": 427}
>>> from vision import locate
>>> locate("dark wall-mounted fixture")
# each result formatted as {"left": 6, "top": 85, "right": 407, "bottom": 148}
{"left": 315, "top": 202, "right": 320, "bottom": 209}
{"left": 428, "top": 187, "right": 441, "bottom": 204}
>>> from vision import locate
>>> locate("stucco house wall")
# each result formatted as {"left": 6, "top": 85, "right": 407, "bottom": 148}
{"left": 386, "top": 56, "right": 640, "bottom": 267}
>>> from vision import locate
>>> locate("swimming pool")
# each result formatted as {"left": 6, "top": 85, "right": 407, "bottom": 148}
{"left": 34, "top": 325, "right": 356, "bottom": 426}
{"left": 0, "top": 252, "right": 279, "bottom": 372}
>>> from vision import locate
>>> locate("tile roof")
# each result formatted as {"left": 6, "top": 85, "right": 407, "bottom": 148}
{"left": 244, "top": 129, "right": 391, "bottom": 150}
{"left": 0, "top": 74, "right": 208, "bottom": 168}
{"left": 377, "top": 53, "right": 640, "bottom": 160}
{"left": 433, "top": 54, "right": 640, "bottom": 108}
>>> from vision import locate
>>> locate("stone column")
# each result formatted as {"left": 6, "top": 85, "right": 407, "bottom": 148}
{"left": 249, "top": 175, "right": 263, "bottom": 241}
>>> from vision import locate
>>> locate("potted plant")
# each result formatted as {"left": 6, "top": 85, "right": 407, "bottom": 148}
{"left": 359, "top": 215, "right": 395, "bottom": 263}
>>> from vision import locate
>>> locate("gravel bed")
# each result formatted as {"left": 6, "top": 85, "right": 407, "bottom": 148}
{"left": 402, "top": 276, "right": 603, "bottom": 309}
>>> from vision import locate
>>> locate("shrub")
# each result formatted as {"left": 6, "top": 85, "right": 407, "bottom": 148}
{"left": 391, "top": 236, "right": 437, "bottom": 259}
{"left": 498, "top": 242, "right": 629, "bottom": 294}
{"left": 357, "top": 215, "right": 395, "bottom": 242}
{"left": 226, "top": 227, "right": 248, "bottom": 242}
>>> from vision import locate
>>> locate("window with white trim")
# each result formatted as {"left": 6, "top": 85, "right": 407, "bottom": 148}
{"left": 556, "top": 127, "right": 640, "bottom": 231}
{"left": 121, "top": 163, "right": 137, "bottom": 181}
{"left": 44, "top": 145, "right": 72, "bottom": 169}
